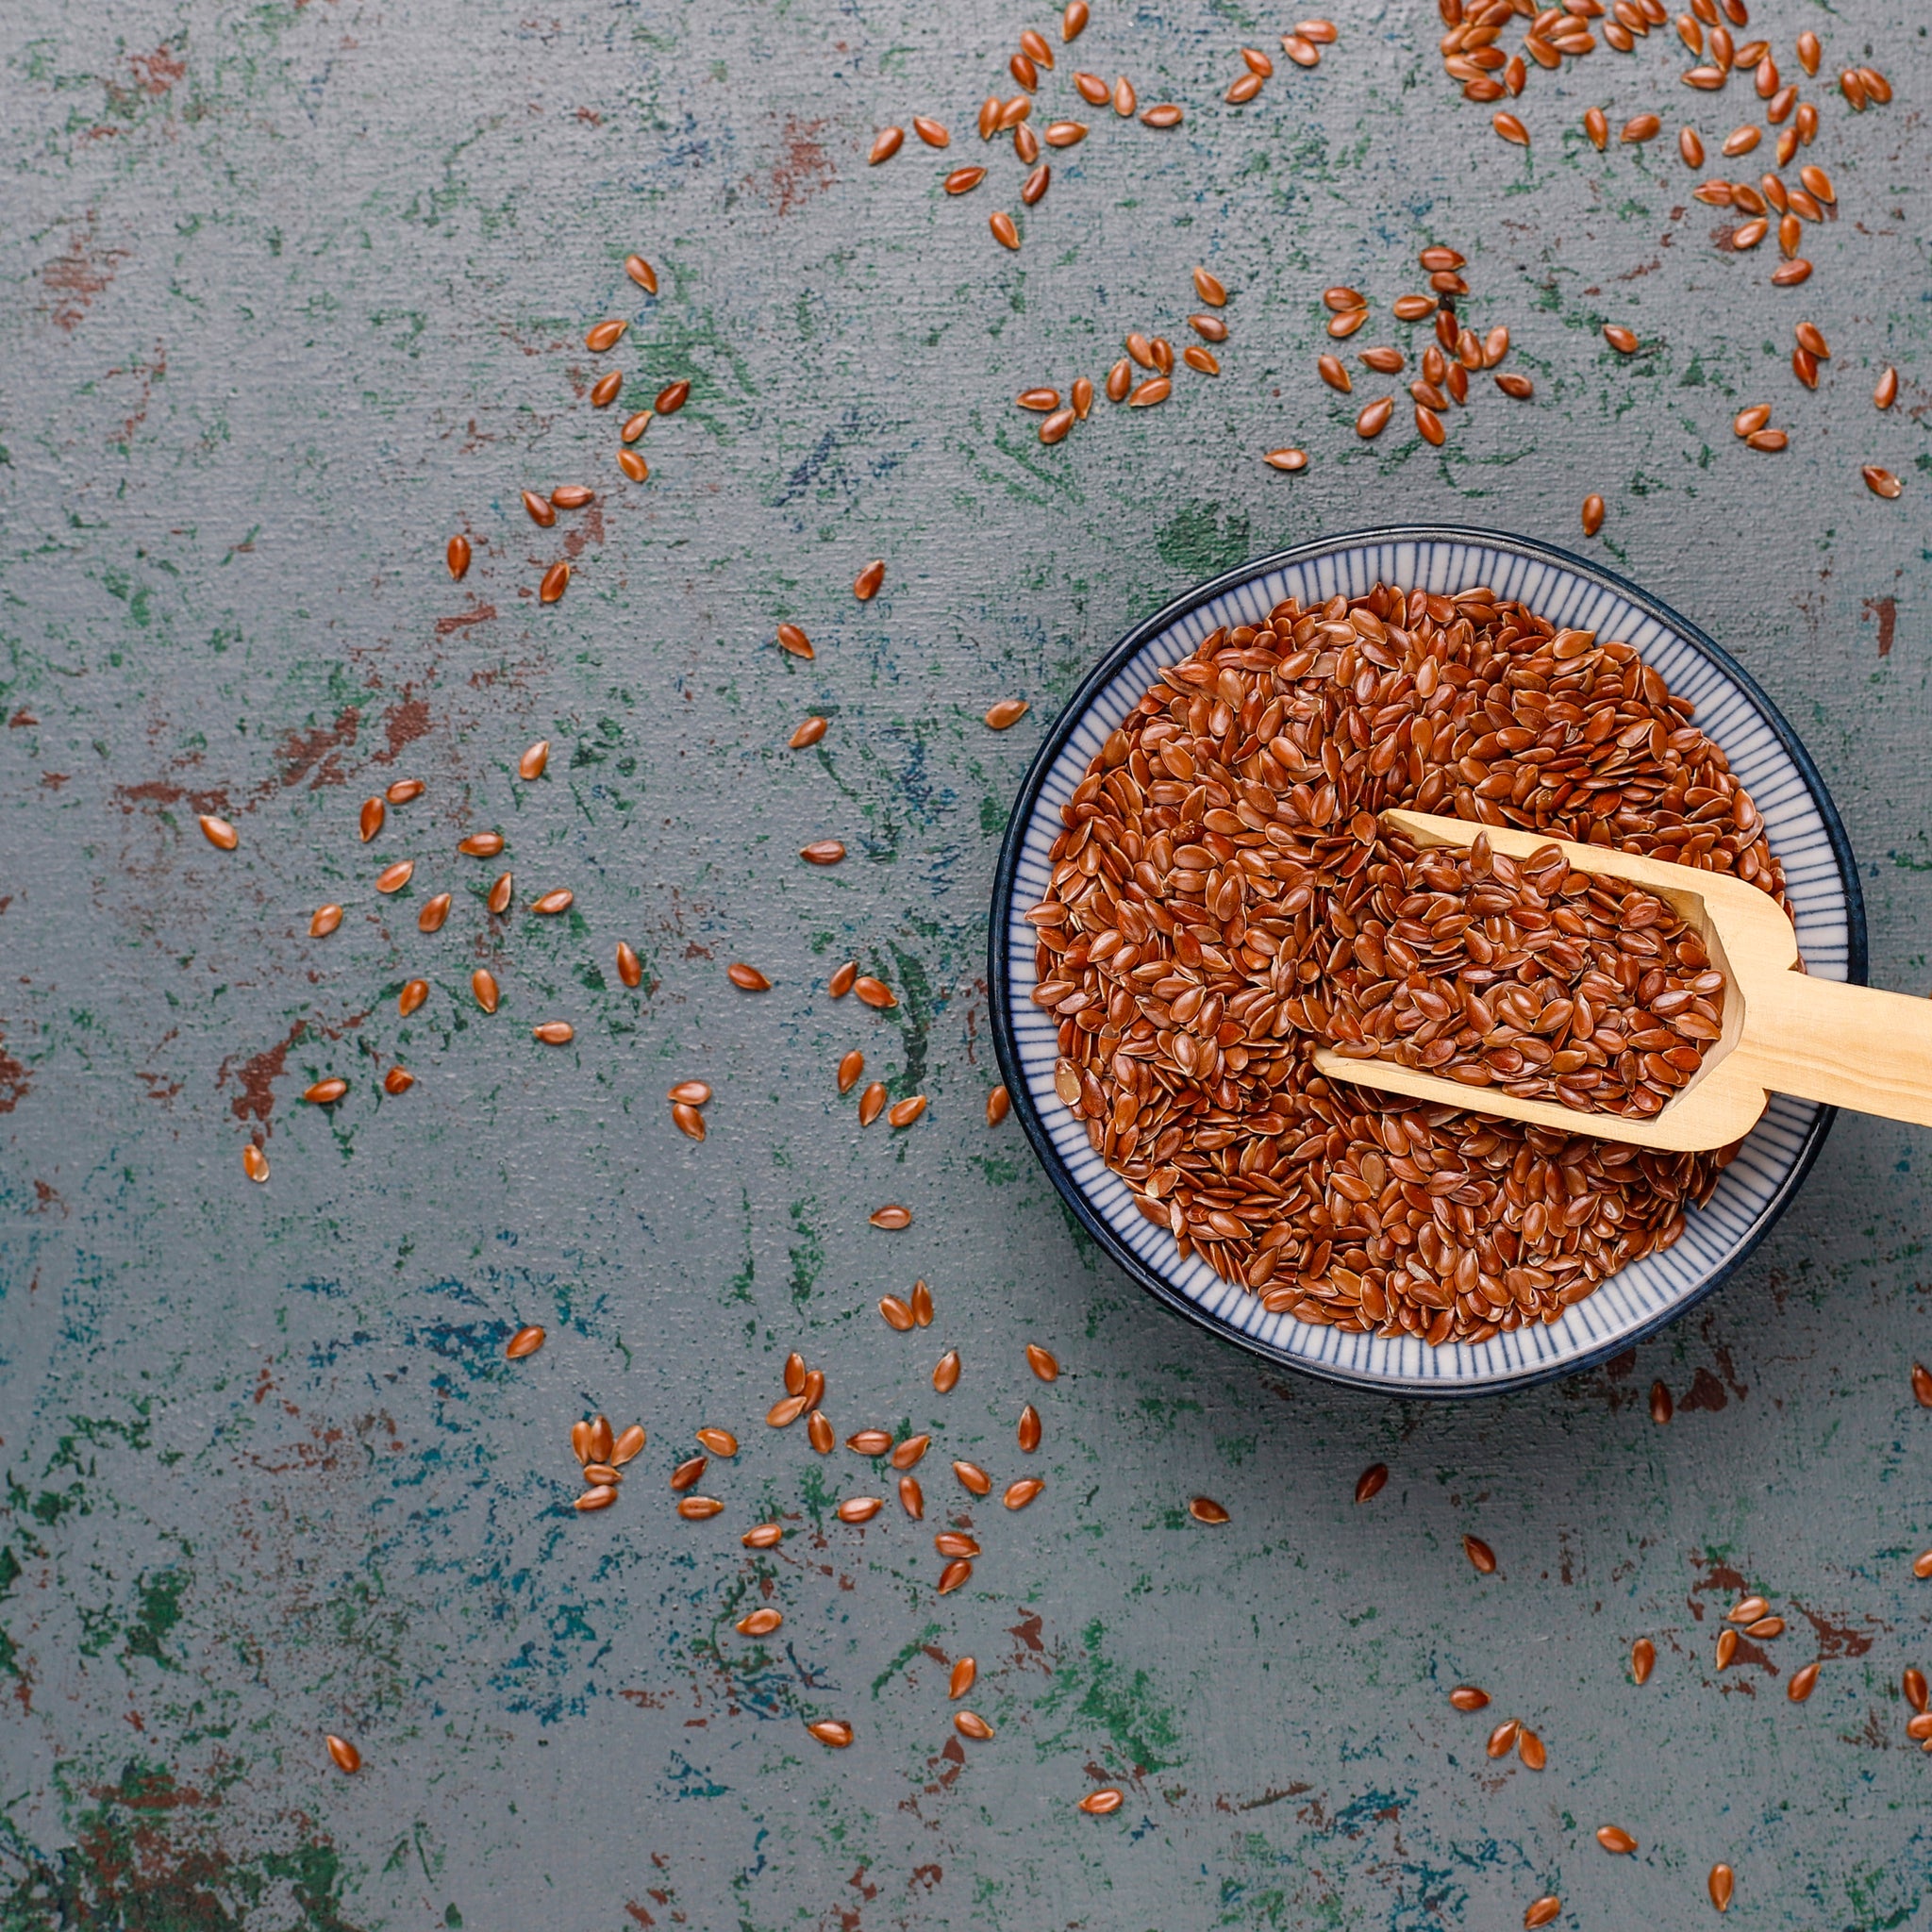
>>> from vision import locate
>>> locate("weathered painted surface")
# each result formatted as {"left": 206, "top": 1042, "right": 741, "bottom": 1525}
{"left": 1, "top": 0, "right": 1929, "bottom": 1924}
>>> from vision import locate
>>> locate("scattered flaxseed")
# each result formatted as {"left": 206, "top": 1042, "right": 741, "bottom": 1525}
{"left": 871, "top": 127, "right": 904, "bottom": 164}
{"left": 1487, "top": 1719, "right": 1521, "bottom": 1757}
{"left": 539, "top": 561, "right": 569, "bottom": 604}
{"left": 655, "top": 380, "right": 691, "bottom": 415}
{"left": 399, "top": 979, "right": 428, "bottom": 1018}
{"left": 1582, "top": 492, "right": 1606, "bottom": 534}
{"left": 471, "top": 970, "right": 499, "bottom": 1013}
{"left": 899, "top": 1475, "right": 924, "bottom": 1516}
{"left": 892, "top": 1431, "right": 931, "bottom": 1469}
{"left": 447, "top": 535, "right": 471, "bottom": 580}
{"left": 487, "top": 872, "right": 512, "bottom": 915}
{"left": 737, "top": 1608, "right": 782, "bottom": 1636}
{"left": 585, "top": 320, "right": 626, "bottom": 353}
{"left": 1716, "top": 1628, "right": 1739, "bottom": 1669}
{"left": 910, "top": 1279, "right": 933, "bottom": 1324}
{"left": 937, "top": 1557, "right": 973, "bottom": 1592}
{"left": 727, "top": 963, "right": 772, "bottom": 991}
{"left": 417, "top": 892, "right": 451, "bottom": 933}
{"left": 1190, "top": 1496, "right": 1230, "bottom": 1524}
{"left": 837, "top": 1496, "right": 883, "bottom": 1524}
{"left": 880, "top": 1295, "right": 914, "bottom": 1331}
{"left": 987, "top": 1085, "right": 1011, "bottom": 1124}
{"left": 199, "top": 814, "right": 239, "bottom": 851}
{"left": 807, "top": 1409, "right": 834, "bottom": 1454}
{"left": 801, "top": 840, "right": 846, "bottom": 865}
{"left": 791, "top": 716, "right": 828, "bottom": 748}
{"left": 506, "top": 1326, "right": 545, "bottom": 1359}
{"left": 1079, "top": 1789, "right": 1124, "bottom": 1814}
{"left": 1708, "top": 1863, "right": 1734, "bottom": 1912}
{"left": 677, "top": 1496, "right": 724, "bottom": 1520}
{"left": 1863, "top": 467, "right": 1903, "bottom": 500}
{"left": 326, "top": 1735, "right": 361, "bottom": 1774}
{"left": 1019, "top": 1404, "right": 1042, "bottom": 1452}
{"left": 1787, "top": 1660, "right": 1820, "bottom": 1701}
{"left": 1004, "top": 1477, "right": 1044, "bottom": 1509}
{"left": 934, "top": 1350, "right": 961, "bottom": 1392}
{"left": 242, "top": 1144, "right": 270, "bottom": 1182}
{"left": 987, "top": 699, "right": 1030, "bottom": 729}
{"left": 955, "top": 1710, "right": 995, "bottom": 1740}
{"left": 888, "top": 1096, "right": 927, "bottom": 1127}
{"left": 383, "top": 1067, "right": 414, "bottom": 1095}
{"left": 1650, "top": 1380, "right": 1674, "bottom": 1424}
{"left": 858, "top": 1081, "right": 889, "bottom": 1125}
{"left": 1355, "top": 1463, "right": 1389, "bottom": 1503}
{"left": 1518, "top": 1727, "right": 1547, "bottom": 1770}
{"left": 808, "top": 1720, "right": 854, "bottom": 1747}
{"left": 953, "top": 1458, "right": 991, "bottom": 1494}
{"left": 872, "top": 1205, "right": 912, "bottom": 1229}
{"left": 1449, "top": 1685, "right": 1489, "bottom": 1710}
{"left": 839, "top": 1050, "right": 865, "bottom": 1092}
{"left": 310, "top": 905, "right": 343, "bottom": 937}
{"left": 855, "top": 975, "right": 896, "bottom": 1008}
{"left": 1263, "top": 447, "right": 1309, "bottom": 471}
{"left": 1464, "top": 1535, "right": 1497, "bottom": 1574}
{"left": 991, "top": 212, "right": 1021, "bottom": 250}
{"left": 304, "top": 1077, "right": 348, "bottom": 1105}
{"left": 830, "top": 960, "right": 858, "bottom": 999}
{"left": 1874, "top": 367, "right": 1899, "bottom": 410}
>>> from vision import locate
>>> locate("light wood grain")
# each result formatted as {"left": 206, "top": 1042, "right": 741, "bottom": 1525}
{"left": 1314, "top": 810, "right": 1932, "bottom": 1151}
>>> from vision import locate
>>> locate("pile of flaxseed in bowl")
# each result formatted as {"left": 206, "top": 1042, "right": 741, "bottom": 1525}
{"left": 1025, "top": 579, "right": 1788, "bottom": 1347}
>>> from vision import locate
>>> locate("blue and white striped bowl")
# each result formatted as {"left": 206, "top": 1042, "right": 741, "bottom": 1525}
{"left": 988, "top": 528, "right": 1864, "bottom": 1396}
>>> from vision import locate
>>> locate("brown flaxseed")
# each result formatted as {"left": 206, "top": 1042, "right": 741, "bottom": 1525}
{"left": 871, "top": 127, "right": 904, "bottom": 164}
{"left": 950, "top": 1656, "right": 977, "bottom": 1697}
{"left": 892, "top": 1431, "right": 931, "bottom": 1470}
{"left": 988, "top": 1084, "right": 1011, "bottom": 1124}
{"left": 1709, "top": 1864, "right": 1735, "bottom": 1912}
{"left": 1080, "top": 1788, "right": 1124, "bottom": 1814}
{"left": 1487, "top": 1718, "right": 1520, "bottom": 1757}
{"left": 1019, "top": 1404, "right": 1042, "bottom": 1452}
{"left": 727, "top": 963, "right": 772, "bottom": 991}
{"left": 990, "top": 212, "right": 1021, "bottom": 250}
{"left": 304, "top": 1077, "right": 348, "bottom": 1105}
{"left": 310, "top": 905, "right": 343, "bottom": 937}
{"left": 383, "top": 1067, "right": 413, "bottom": 1095}
{"left": 539, "top": 561, "right": 570, "bottom": 603}
{"left": 988, "top": 698, "right": 1031, "bottom": 729}
{"left": 242, "top": 1144, "right": 270, "bottom": 1182}
{"left": 791, "top": 716, "right": 828, "bottom": 749}
{"left": 801, "top": 840, "right": 846, "bottom": 865}
{"left": 1190, "top": 1496, "right": 1230, "bottom": 1524}
{"left": 1863, "top": 467, "right": 1903, "bottom": 500}
{"left": 858, "top": 1082, "right": 889, "bottom": 1125}
{"left": 672, "top": 1101, "right": 705, "bottom": 1139}
{"left": 1004, "top": 1477, "right": 1044, "bottom": 1508}
{"left": 899, "top": 1474, "right": 924, "bottom": 1517}
{"left": 888, "top": 1095, "right": 927, "bottom": 1127}
{"left": 953, "top": 1458, "right": 991, "bottom": 1494}
{"left": 1464, "top": 1535, "right": 1496, "bottom": 1574}
{"left": 910, "top": 1279, "right": 934, "bottom": 1325}
{"left": 1263, "top": 447, "right": 1309, "bottom": 471}
{"left": 830, "top": 960, "right": 858, "bottom": 999}
{"left": 1449, "top": 1685, "right": 1489, "bottom": 1710}
{"left": 199, "top": 813, "right": 239, "bottom": 851}
{"left": 808, "top": 1409, "right": 834, "bottom": 1454}
{"left": 1787, "top": 1660, "right": 1820, "bottom": 1701}
{"left": 808, "top": 1719, "right": 854, "bottom": 1746}
{"left": 1355, "top": 1463, "right": 1389, "bottom": 1503}
{"left": 933, "top": 1350, "right": 961, "bottom": 1392}
{"left": 937, "top": 1557, "right": 972, "bottom": 1592}
{"left": 871, "top": 1205, "right": 911, "bottom": 1229}
{"left": 839, "top": 1049, "right": 865, "bottom": 1092}
{"left": 326, "top": 1735, "right": 361, "bottom": 1774}
{"left": 855, "top": 974, "right": 896, "bottom": 1008}
{"left": 954, "top": 1710, "right": 994, "bottom": 1740}
{"left": 880, "top": 1294, "right": 915, "bottom": 1330}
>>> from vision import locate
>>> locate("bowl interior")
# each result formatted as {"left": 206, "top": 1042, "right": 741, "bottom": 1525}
{"left": 991, "top": 528, "right": 1863, "bottom": 1396}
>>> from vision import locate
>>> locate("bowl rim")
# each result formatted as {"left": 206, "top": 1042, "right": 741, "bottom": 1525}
{"left": 987, "top": 524, "right": 1868, "bottom": 1398}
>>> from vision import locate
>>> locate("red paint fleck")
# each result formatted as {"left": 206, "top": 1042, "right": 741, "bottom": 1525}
{"left": 434, "top": 602, "right": 497, "bottom": 637}
{"left": 0, "top": 1042, "right": 31, "bottom": 1114}
{"left": 218, "top": 1020, "right": 308, "bottom": 1129}
{"left": 275, "top": 707, "right": 359, "bottom": 788}
{"left": 1864, "top": 595, "right": 1897, "bottom": 658}
{"left": 42, "top": 215, "right": 127, "bottom": 332}
{"left": 765, "top": 116, "right": 836, "bottom": 216}
{"left": 8, "top": 711, "right": 38, "bottom": 728}
{"left": 129, "top": 44, "right": 187, "bottom": 94}
{"left": 378, "top": 696, "right": 432, "bottom": 761}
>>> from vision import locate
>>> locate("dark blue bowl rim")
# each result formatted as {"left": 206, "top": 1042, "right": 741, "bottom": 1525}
{"left": 987, "top": 525, "right": 1868, "bottom": 1399}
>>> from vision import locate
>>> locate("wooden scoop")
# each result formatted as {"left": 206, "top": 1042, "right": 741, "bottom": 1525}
{"left": 1312, "top": 808, "right": 1929, "bottom": 1152}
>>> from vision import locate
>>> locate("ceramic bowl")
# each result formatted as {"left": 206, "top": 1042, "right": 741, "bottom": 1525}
{"left": 988, "top": 527, "right": 1864, "bottom": 1396}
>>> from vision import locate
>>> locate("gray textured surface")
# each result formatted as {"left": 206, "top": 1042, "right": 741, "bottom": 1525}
{"left": 2, "top": 0, "right": 1930, "bottom": 1924}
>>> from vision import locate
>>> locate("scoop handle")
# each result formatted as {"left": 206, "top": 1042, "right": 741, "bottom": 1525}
{"left": 1740, "top": 972, "right": 1932, "bottom": 1129}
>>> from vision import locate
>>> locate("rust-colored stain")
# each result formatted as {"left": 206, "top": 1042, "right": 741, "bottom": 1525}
{"left": 275, "top": 706, "right": 359, "bottom": 788}
{"left": 1864, "top": 594, "right": 1897, "bottom": 657}
{"left": 0, "top": 1041, "right": 34, "bottom": 1113}
{"left": 377, "top": 695, "right": 432, "bottom": 760}
{"left": 42, "top": 214, "right": 127, "bottom": 331}
{"left": 127, "top": 43, "right": 187, "bottom": 94}
{"left": 218, "top": 1020, "right": 308, "bottom": 1129}
{"left": 434, "top": 601, "right": 497, "bottom": 637}
{"left": 765, "top": 116, "right": 835, "bottom": 216}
